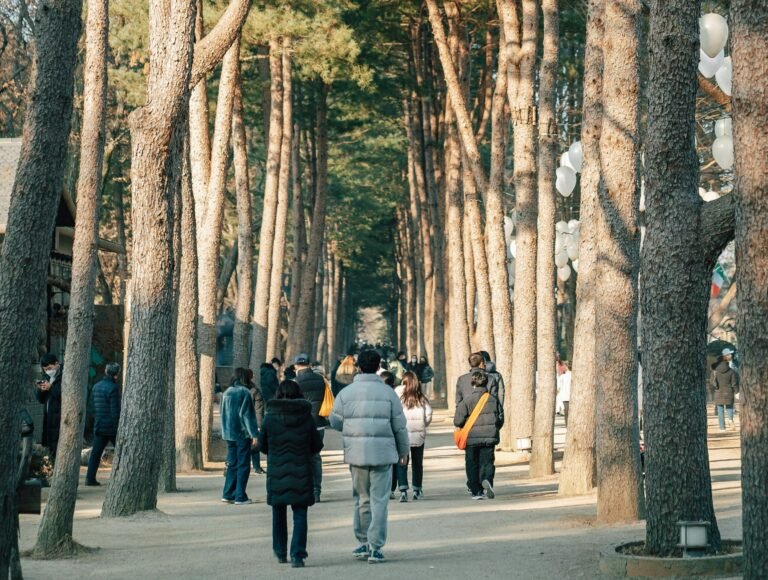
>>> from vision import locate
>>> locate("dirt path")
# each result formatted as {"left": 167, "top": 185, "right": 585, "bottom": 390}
{"left": 19, "top": 407, "right": 743, "bottom": 579}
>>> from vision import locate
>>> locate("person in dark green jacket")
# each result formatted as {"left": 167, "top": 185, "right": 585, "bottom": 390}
{"left": 259, "top": 380, "right": 324, "bottom": 568}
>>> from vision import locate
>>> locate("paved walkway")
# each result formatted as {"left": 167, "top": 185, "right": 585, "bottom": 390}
{"left": 19, "top": 407, "right": 743, "bottom": 579}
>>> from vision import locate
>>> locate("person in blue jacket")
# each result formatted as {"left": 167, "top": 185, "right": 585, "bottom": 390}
{"left": 86, "top": 363, "right": 122, "bottom": 486}
{"left": 220, "top": 367, "right": 259, "bottom": 505}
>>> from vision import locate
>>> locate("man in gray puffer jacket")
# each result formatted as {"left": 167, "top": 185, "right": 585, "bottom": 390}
{"left": 330, "top": 349, "right": 409, "bottom": 564}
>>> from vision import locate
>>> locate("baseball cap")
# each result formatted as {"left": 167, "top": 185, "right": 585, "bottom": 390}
{"left": 294, "top": 353, "right": 310, "bottom": 365}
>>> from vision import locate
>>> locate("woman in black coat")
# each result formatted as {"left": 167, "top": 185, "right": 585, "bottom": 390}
{"left": 259, "top": 380, "right": 324, "bottom": 568}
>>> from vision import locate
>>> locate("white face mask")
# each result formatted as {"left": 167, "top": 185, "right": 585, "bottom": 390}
{"left": 45, "top": 368, "right": 58, "bottom": 379}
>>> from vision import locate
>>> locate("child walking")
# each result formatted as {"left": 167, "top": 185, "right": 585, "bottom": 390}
{"left": 395, "top": 371, "right": 433, "bottom": 501}
{"left": 454, "top": 371, "right": 503, "bottom": 500}
{"left": 259, "top": 380, "right": 324, "bottom": 568}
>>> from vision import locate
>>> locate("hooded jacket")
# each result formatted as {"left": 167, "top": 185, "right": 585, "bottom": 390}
{"left": 259, "top": 399, "right": 324, "bottom": 507}
{"left": 220, "top": 383, "right": 259, "bottom": 441}
{"left": 454, "top": 386, "right": 504, "bottom": 446}
{"left": 455, "top": 369, "right": 500, "bottom": 407}
{"left": 484, "top": 361, "right": 506, "bottom": 405}
{"left": 394, "top": 386, "right": 433, "bottom": 447}
{"left": 295, "top": 367, "right": 329, "bottom": 428}
{"left": 259, "top": 364, "right": 279, "bottom": 402}
{"left": 329, "top": 373, "right": 410, "bottom": 466}
{"left": 711, "top": 360, "right": 739, "bottom": 406}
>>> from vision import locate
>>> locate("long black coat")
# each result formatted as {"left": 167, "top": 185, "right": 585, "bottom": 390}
{"left": 295, "top": 368, "right": 328, "bottom": 427}
{"left": 35, "top": 368, "right": 63, "bottom": 452}
{"left": 712, "top": 360, "right": 739, "bottom": 406}
{"left": 454, "top": 386, "right": 504, "bottom": 446}
{"left": 259, "top": 399, "right": 324, "bottom": 507}
{"left": 92, "top": 375, "right": 121, "bottom": 436}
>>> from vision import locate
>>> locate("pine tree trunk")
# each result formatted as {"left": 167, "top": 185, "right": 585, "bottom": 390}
{"left": 594, "top": 0, "right": 643, "bottom": 523}
{"left": 250, "top": 37, "right": 283, "bottom": 372}
{"left": 101, "top": 0, "right": 196, "bottom": 517}
{"left": 0, "top": 1, "right": 83, "bottom": 572}
{"left": 485, "top": 8, "right": 514, "bottom": 425}
{"left": 444, "top": 111, "right": 470, "bottom": 408}
{"left": 266, "top": 39, "right": 293, "bottom": 361}
{"left": 558, "top": 0, "right": 603, "bottom": 497}
{"left": 231, "top": 62, "right": 253, "bottom": 370}
{"left": 197, "top": 41, "right": 238, "bottom": 463}
{"left": 32, "top": 0, "right": 107, "bottom": 555}
{"left": 175, "top": 133, "right": 203, "bottom": 472}
{"left": 505, "top": 0, "right": 538, "bottom": 449}
{"left": 288, "top": 122, "right": 305, "bottom": 331}
{"left": 189, "top": 0, "right": 211, "bottom": 230}
{"left": 642, "top": 0, "right": 727, "bottom": 553}
{"left": 730, "top": 3, "right": 768, "bottom": 574}
{"left": 288, "top": 82, "right": 329, "bottom": 360}
{"left": 529, "top": 0, "right": 558, "bottom": 479}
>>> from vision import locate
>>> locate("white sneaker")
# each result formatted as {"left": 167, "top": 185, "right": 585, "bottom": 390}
{"left": 482, "top": 480, "right": 495, "bottom": 499}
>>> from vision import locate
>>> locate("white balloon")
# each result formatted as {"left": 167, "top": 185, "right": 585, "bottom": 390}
{"left": 557, "top": 264, "right": 572, "bottom": 282}
{"left": 572, "top": 259, "right": 579, "bottom": 273}
{"left": 555, "top": 235, "right": 565, "bottom": 254}
{"left": 567, "top": 219, "right": 580, "bottom": 233}
{"left": 509, "top": 239, "right": 517, "bottom": 258}
{"left": 560, "top": 151, "right": 575, "bottom": 171}
{"left": 700, "top": 190, "right": 720, "bottom": 202}
{"left": 507, "top": 259, "right": 516, "bottom": 278}
{"left": 555, "top": 250, "right": 569, "bottom": 268}
{"left": 555, "top": 221, "right": 570, "bottom": 234}
{"left": 570, "top": 231, "right": 580, "bottom": 249}
{"left": 715, "top": 117, "right": 732, "bottom": 138}
{"left": 700, "top": 13, "right": 729, "bottom": 59}
{"left": 715, "top": 57, "right": 732, "bottom": 96}
{"left": 568, "top": 141, "right": 584, "bottom": 173}
{"left": 566, "top": 242, "right": 579, "bottom": 261}
{"left": 712, "top": 135, "right": 734, "bottom": 170}
{"left": 556, "top": 166, "right": 577, "bottom": 197}
{"left": 698, "top": 49, "right": 724, "bottom": 79}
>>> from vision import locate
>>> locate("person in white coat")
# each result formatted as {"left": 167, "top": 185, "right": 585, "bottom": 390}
{"left": 394, "top": 371, "right": 433, "bottom": 502}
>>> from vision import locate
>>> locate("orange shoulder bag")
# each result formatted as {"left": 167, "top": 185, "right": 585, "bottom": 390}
{"left": 454, "top": 393, "right": 490, "bottom": 450}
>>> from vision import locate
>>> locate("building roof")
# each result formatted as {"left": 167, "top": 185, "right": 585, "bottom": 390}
{"left": 0, "top": 138, "right": 23, "bottom": 233}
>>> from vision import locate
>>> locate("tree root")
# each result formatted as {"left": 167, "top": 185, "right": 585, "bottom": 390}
{"left": 24, "top": 535, "right": 97, "bottom": 560}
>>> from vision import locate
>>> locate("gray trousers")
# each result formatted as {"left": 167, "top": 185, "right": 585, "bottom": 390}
{"left": 350, "top": 464, "right": 391, "bottom": 551}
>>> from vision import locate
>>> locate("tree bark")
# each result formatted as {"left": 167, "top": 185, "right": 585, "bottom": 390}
{"left": 530, "top": 0, "right": 558, "bottom": 479}
{"left": 189, "top": 0, "right": 211, "bottom": 229}
{"left": 250, "top": 38, "right": 283, "bottom": 372}
{"left": 594, "top": 0, "right": 644, "bottom": 523}
{"left": 189, "top": 0, "right": 251, "bottom": 88}
{"left": 101, "top": 0, "right": 196, "bottom": 517}
{"left": 197, "top": 40, "right": 238, "bottom": 464}
{"left": 503, "top": 0, "right": 538, "bottom": 449}
{"left": 266, "top": 39, "right": 293, "bottom": 361}
{"left": 642, "top": 0, "right": 723, "bottom": 553}
{"left": 175, "top": 133, "right": 203, "bottom": 473}
{"left": 485, "top": 7, "right": 514, "bottom": 426}
{"left": 731, "top": 3, "right": 768, "bottom": 575}
{"left": 32, "top": 0, "right": 107, "bottom": 555}
{"left": 559, "top": 0, "right": 603, "bottom": 497}
{"left": 287, "top": 82, "right": 329, "bottom": 361}
{"left": 230, "top": 66, "right": 253, "bottom": 369}
{"left": 288, "top": 122, "right": 305, "bottom": 328}
{"left": 0, "top": 0, "right": 83, "bottom": 572}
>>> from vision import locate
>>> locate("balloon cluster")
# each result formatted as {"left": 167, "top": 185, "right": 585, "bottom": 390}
{"left": 554, "top": 219, "right": 579, "bottom": 282}
{"left": 699, "top": 13, "right": 731, "bottom": 96}
{"left": 504, "top": 215, "right": 516, "bottom": 288}
{"left": 698, "top": 14, "right": 733, "bottom": 171}
{"left": 556, "top": 141, "right": 582, "bottom": 197}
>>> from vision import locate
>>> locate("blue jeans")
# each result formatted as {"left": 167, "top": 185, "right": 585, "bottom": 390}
{"left": 272, "top": 505, "right": 308, "bottom": 560}
{"left": 223, "top": 438, "right": 252, "bottom": 502}
{"left": 716, "top": 404, "right": 734, "bottom": 430}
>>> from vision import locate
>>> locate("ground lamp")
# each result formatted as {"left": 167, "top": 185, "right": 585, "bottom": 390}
{"left": 677, "top": 521, "right": 711, "bottom": 557}
{"left": 516, "top": 437, "right": 532, "bottom": 451}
